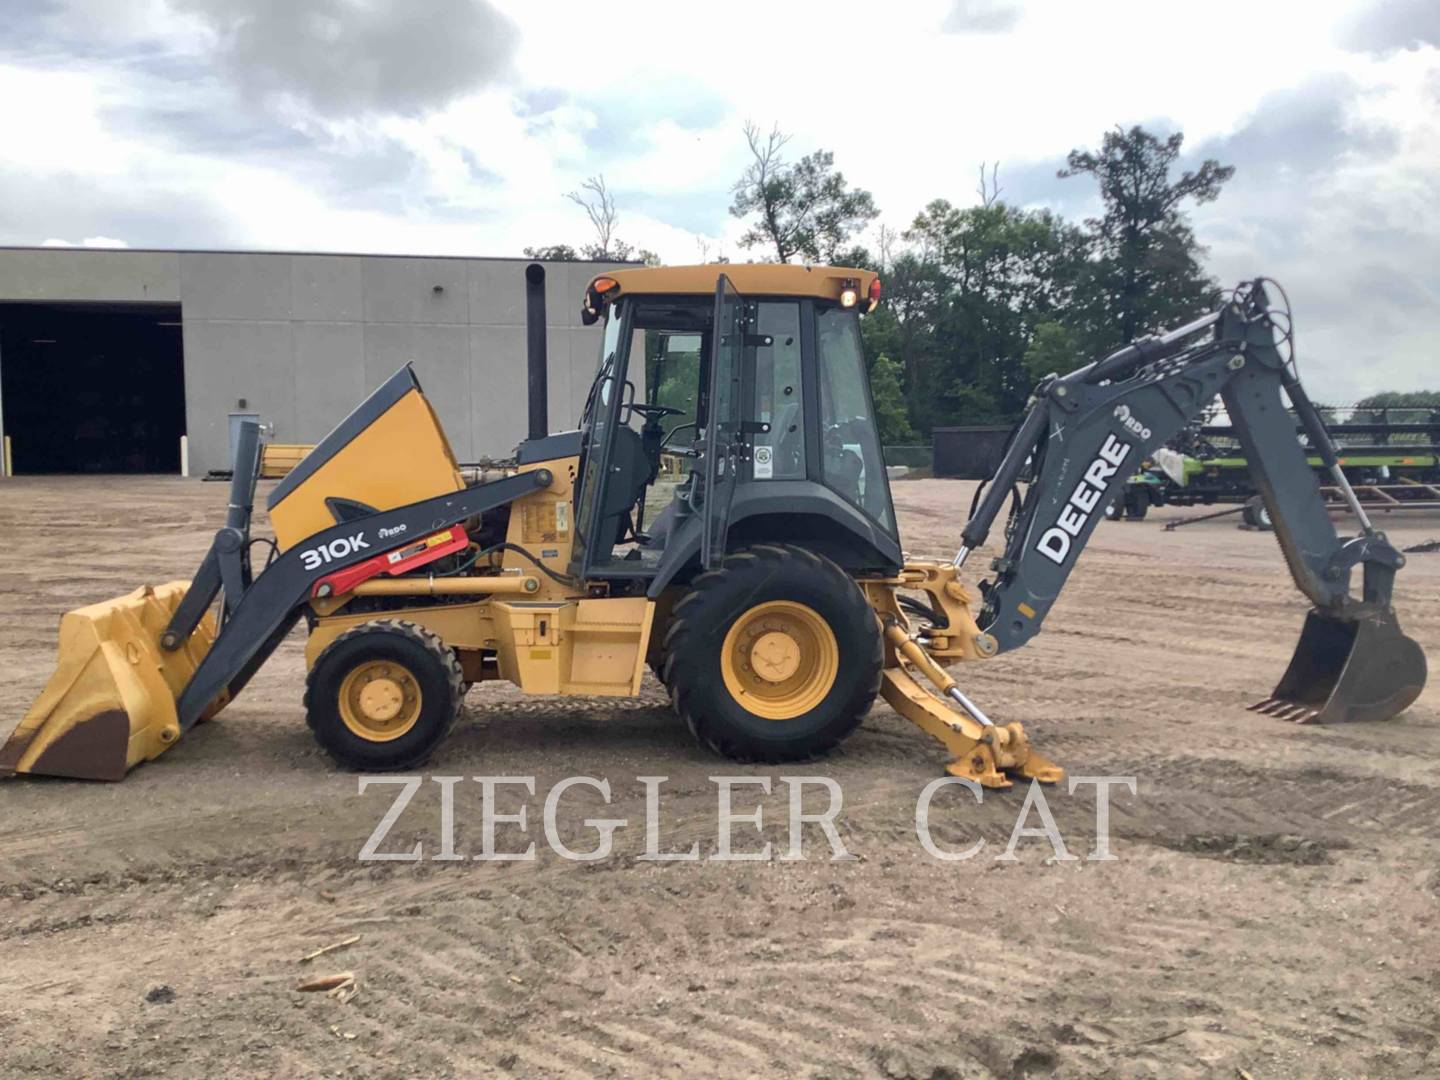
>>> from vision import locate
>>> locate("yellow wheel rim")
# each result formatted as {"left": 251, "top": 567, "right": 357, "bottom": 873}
{"left": 720, "top": 600, "right": 839, "bottom": 720}
{"left": 338, "top": 660, "right": 423, "bottom": 742}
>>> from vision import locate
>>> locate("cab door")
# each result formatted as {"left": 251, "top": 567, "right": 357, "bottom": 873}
{"left": 701, "top": 274, "right": 744, "bottom": 569}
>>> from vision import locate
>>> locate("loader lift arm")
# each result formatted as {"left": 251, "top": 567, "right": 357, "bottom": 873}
{"left": 950, "top": 279, "right": 1425, "bottom": 724}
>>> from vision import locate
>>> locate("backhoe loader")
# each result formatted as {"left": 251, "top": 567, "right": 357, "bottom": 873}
{"left": 1, "top": 266, "right": 1426, "bottom": 784}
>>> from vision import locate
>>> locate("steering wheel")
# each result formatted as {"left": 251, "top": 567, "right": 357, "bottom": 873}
{"left": 629, "top": 403, "right": 686, "bottom": 422}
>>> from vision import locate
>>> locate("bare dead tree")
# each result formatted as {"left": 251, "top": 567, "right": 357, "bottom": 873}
{"left": 733, "top": 121, "right": 795, "bottom": 261}
{"left": 695, "top": 235, "right": 730, "bottom": 264}
{"left": 877, "top": 223, "right": 897, "bottom": 273}
{"left": 976, "top": 161, "right": 1003, "bottom": 208}
{"left": 567, "top": 174, "right": 619, "bottom": 257}
{"left": 743, "top": 120, "right": 791, "bottom": 179}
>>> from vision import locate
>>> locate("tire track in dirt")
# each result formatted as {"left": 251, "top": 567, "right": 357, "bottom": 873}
{"left": 3, "top": 478, "right": 1437, "bottom": 1077}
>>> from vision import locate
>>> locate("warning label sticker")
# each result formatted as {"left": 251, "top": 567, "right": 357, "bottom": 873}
{"left": 522, "top": 500, "right": 571, "bottom": 543}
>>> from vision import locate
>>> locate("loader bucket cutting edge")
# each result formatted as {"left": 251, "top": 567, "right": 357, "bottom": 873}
{"left": 0, "top": 582, "right": 223, "bottom": 781}
{"left": 1250, "top": 608, "right": 1427, "bottom": 725}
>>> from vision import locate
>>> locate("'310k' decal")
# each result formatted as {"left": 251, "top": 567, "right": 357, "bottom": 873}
{"left": 300, "top": 533, "right": 370, "bottom": 571}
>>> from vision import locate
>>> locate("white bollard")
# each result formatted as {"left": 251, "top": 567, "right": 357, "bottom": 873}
{"left": 180, "top": 435, "right": 190, "bottom": 478}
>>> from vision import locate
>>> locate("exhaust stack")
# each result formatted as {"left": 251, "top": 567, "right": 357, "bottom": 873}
{"left": 525, "top": 262, "right": 548, "bottom": 441}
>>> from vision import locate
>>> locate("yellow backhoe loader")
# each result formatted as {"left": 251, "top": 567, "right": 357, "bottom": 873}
{"left": 1, "top": 266, "right": 1426, "bottom": 784}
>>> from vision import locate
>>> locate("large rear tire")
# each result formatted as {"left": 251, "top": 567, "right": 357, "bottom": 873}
{"left": 305, "top": 619, "right": 464, "bottom": 771}
{"left": 662, "top": 545, "right": 882, "bottom": 762}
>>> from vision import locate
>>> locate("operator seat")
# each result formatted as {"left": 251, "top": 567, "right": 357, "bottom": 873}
{"left": 597, "top": 425, "right": 651, "bottom": 546}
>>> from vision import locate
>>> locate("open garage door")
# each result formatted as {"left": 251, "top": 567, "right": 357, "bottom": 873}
{"left": 0, "top": 303, "right": 185, "bottom": 474}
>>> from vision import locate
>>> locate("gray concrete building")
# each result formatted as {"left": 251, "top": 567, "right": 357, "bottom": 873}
{"left": 0, "top": 247, "right": 620, "bottom": 477}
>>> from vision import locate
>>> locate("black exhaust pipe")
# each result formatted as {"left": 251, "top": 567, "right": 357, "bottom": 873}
{"left": 525, "top": 263, "right": 548, "bottom": 441}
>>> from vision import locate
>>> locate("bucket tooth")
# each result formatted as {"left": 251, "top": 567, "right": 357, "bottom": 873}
{"left": 1249, "top": 702, "right": 1296, "bottom": 720}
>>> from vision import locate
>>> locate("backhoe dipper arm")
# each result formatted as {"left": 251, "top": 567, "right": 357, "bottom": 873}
{"left": 957, "top": 280, "right": 1409, "bottom": 656}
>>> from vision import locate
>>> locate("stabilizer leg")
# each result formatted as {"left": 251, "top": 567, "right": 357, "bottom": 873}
{"left": 878, "top": 663, "right": 1064, "bottom": 789}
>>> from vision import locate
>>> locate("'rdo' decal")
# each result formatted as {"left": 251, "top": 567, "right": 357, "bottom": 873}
{"left": 300, "top": 533, "right": 370, "bottom": 572}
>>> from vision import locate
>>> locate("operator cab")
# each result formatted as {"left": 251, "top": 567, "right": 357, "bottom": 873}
{"left": 568, "top": 266, "right": 901, "bottom": 593}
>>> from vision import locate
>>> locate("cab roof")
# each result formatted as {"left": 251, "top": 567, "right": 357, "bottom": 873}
{"left": 584, "top": 263, "right": 878, "bottom": 305}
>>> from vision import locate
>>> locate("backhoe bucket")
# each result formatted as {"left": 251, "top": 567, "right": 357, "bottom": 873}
{"left": 0, "top": 582, "right": 223, "bottom": 781}
{"left": 1250, "top": 608, "right": 1427, "bottom": 724}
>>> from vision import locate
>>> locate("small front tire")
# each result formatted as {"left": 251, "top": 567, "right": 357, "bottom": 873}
{"left": 305, "top": 620, "right": 464, "bottom": 771}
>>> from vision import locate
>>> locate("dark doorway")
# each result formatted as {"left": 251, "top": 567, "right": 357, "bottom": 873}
{"left": 0, "top": 303, "right": 185, "bottom": 473}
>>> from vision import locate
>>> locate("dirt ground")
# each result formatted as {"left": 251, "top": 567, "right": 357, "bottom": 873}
{"left": 0, "top": 475, "right": 1437, "bottom": 1079}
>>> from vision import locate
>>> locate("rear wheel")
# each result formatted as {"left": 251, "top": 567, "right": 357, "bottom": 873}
{"left": 305, "top": 620, "right": 464, "bottom": 770}
{"left": 663, "top": 545, "right": 881, "bottom": 762}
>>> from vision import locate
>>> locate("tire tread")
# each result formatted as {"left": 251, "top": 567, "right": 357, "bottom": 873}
{"left": 664, "top": 544, "right": 881, "bottom": 763}
{"left": 304, "top": 618, "right": 464, "bottom": 770}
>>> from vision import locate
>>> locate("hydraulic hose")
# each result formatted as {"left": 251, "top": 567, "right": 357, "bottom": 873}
{"left": 957, "top": 400, "right": 1049, "bottom": 559}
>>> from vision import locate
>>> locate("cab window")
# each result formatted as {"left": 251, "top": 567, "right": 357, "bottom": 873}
{"left": 817, "top": 305, "right": 894, "bottom": 530}
{"left": 645, "top": 331, "right": 701, "bottom": 451}
{"left": 752, "top": 301, "right": 804, "bottom": 480}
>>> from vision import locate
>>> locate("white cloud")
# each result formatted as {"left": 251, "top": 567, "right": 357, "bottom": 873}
{"left": 0, "top": 0, "right": 1435, "bottom": 398}
{"left": 40, "top": 236, "right": 130, "bottom": 248}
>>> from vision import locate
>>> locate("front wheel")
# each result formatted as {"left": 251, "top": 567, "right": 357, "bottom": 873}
{"left": 305, "top": 619, "right": 464, "bottom": 770}
{"left": 662, "top": 545, "right": 882, "bottom": 762}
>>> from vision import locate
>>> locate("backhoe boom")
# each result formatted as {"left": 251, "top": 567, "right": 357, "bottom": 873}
{"left": 946, "top": 279, "right": 1425, "bottom": 725}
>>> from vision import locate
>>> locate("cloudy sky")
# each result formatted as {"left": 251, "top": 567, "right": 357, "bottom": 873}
{"left": 2, "top": 0, "right": 1436, "bottom": 401}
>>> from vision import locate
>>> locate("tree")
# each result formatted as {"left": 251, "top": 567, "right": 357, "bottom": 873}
{"left": 1354, "top": 390, "right": 1440, "bottom": 408}
{"left": 559, "top": 174, "right": 661, "bottom": 264}
{"left": 860, "top": 251, "right": 946, "bottom": 431}
{"left": 730, "top": 122, "right": 879, "bottom": 263}
{"left": 899, "top": 198, "right": 1090, "bottom": 425}
{"left": 1352, "top": 390, "right": 1440, "bottom": 442}
{"left": 522, "top": 243, "right": 580, "bottom": 261}
{"left": 1059, "top": 125, "right": 1234, "bottom": 349}
{"left": 1022, "top": 321, "right": 1085, "bottom": 383}
{"left": 868, "top": 354, "right": 917, "bottom": 444}
{"left": 567, "top": 174, "right": 620, "bottom": 258}
{"left": 523, "top": 241, "right": 660, "bottom": 265}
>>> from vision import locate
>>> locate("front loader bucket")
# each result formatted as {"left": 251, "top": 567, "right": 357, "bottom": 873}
{"left": 1250, "top": 608, "right": 1427, "bottom": 724}
{"left": 0, "top": 582, "right": 223, "bottom": 781}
